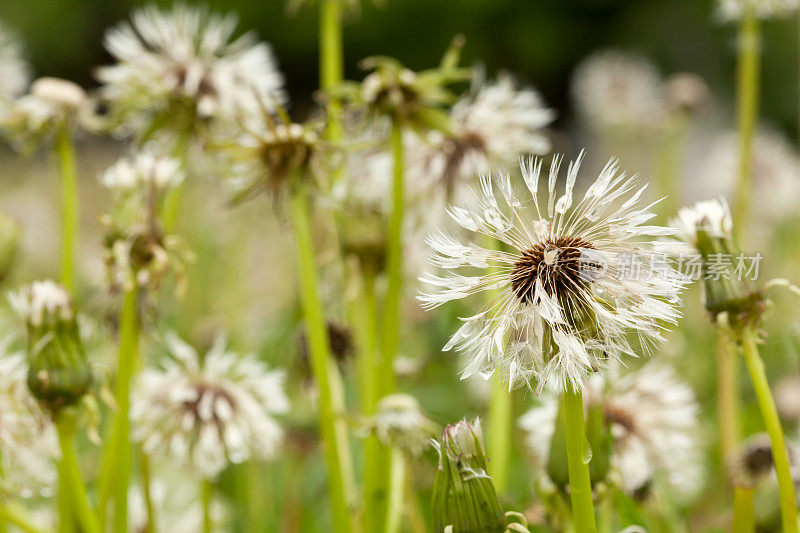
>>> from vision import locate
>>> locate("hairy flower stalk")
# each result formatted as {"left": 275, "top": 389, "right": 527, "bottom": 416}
{"left": 95, "top": 149, "right": 188, "bottom": 532}
{"left": 431, "top": 420, "right": 530, "bottom": 532}
{"left": 667, "top": 198, "right": 798, "bottom": 532}
{"left": 421, "top": 154, "right": 684, "bottom": 531}
{"left": 370, "top": 394, "right": 437, "bottom": 533}
{"left": 733, "top": 5, "right": 760, "bottom": 236}
{"left": 0, "top": 76, "right": 90, "bottom": 291}
{"left": 338, "top": 39, "right": 470, "bottom": 531}
{"left": 216, "top": 98, "right": 356, "bottom": 531}
{"left": 9, "top": 281, "right": 99, "bottom": 533}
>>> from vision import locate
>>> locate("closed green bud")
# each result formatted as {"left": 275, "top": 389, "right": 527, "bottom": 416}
{"left": 9, "top": 280, "right": 92, "bottom": 411}
{"left": 432, "top": 419, "right": 530, "bottom": 533}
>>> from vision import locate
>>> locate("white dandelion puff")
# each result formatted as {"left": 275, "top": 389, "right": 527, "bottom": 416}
{"left": 96, "top": 3, "right": 285, "bottom": 138}
{"left": 371, "top": 393, "right": 437, "bottom": 455}
{"left": 100, "top": 148, "right": 185, "bottom": 193}
{"left": 131, "top": 333, "right": 289, "bottom": 479}
{"left": 418, "top": 153, "right": 686, "bottom": 393}
{"left": 572, "top": 50, "right": 663, "bottom": 133}
{"left": 519, "top": 362, "right": 703, "bottom": 499}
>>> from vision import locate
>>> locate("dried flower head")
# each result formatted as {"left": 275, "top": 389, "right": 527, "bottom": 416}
{"left": 96, "top": 3, "right": 285, "bottom": 142}
{"left": 519, "top": 362, "right": 703, "bottom": 499}
{"left": 371, "top": 393, "right": 437, "bottom": 455}
{"left": 572, "top": 51, "right": 663, "bottom": 133}
{"left": 717, "top": 0, "right": 799, "bottom": 21}
{"left": 132, "top": 333, "right": 289, "bottom": 478}
{"left": 9, "top": 280, "right": 92, "bottom": 410}
{"left": 0, "top": 339, "right": 59, "bottom": 498}
{"left": 408, "top": 73, "right": 554, "bottom": 198}
{"left": 100, "top": 149, "right": 192, "bottom": 294}
{"left": 0, "top": 21, "right": 29, "bottom": 103}
{"left": 218, "top": 106, "right": 325, "bottom": 202}
{"left": 419, "top": 153, "right": 685, "bottom": 393}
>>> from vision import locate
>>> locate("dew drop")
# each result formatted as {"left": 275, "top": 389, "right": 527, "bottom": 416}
{"left": 582, "top": 441, "right": 593, "bottom": 465}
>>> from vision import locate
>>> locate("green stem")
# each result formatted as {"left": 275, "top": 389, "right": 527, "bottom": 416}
{"left": 716, "top": 327, "right": 740, "bottom": 470}
{"left": 380, "top": 120, "right": 405, "bottom": 394}
{"left": 0, "top": 503, "right": 46, "bottom": 533}
{"left": 56, "top": 455, "right": 74, "bottom": 533}
{"left": 732, "top": 486, "right": 755, "bottom": 533}
{"left": 55, "top": 127, "right": 78, "bottom": 291}
{"left": 141, "top": 451, "right": 156, "bottom": 533}
{"left": 56, "top": 417, "right": 101, "bottom": 533}
{"left": 202, "top": 478, "right": 213, "bottom": 533}
{"left": 741, "top": 327, "right": 798, "bottom": 533}
{"left": 733, "top": 10, "right": 760, "bottom": 238}
{"left": 97, "top": 287, "right": 140, "bottom": 529}
{"left": 162, "top": 182, "right": 183, "bottom": 234}
{"left": 289, "top": 186, "right": 356, "bottom": 533}
{"left": 320, "top": 0, "right": 344, "bottom": 172}
{"left": 384, "top": 448, "right": 406, "bottom": 533}
{"left": 562, "top": 389, "right": 597, "bottom": 533}
{"left": 350, "top": 269, "right": 383, "bottom": 532}
{"left": 487, "top": 374, "right": 512, "bottom": 493}
{"left": 654, "top": 115, "right": 687, "bottom": 223}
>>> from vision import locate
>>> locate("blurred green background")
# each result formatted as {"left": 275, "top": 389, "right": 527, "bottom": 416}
{"left": 4, "top": 0, "right": 800, "bottom": 137}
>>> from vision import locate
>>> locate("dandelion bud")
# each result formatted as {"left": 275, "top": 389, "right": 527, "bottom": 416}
{"left": 30, "top": 77, "right": 86, "bottom": 110}
{"left": 664, "top": 73, "right": 709, "bottom": 117}
{"left": 372, "top": 393, "right": 437, "bottom": 455}
{"left": 431, "top": 419, "right": 507, "bottom": 532}
{"left": 0, "top": 211, "right": 20, "bottom": 283}
{"left": 670, "top": 198, "right": 766, "bottom": 330}
{"left": 9, "top": 281, "right": 91, "bottom": 411}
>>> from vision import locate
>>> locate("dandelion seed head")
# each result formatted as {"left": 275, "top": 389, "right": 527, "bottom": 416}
{"left": 8, "top": 279, "right": 73, "bottom": 327}
{"left": 572, "top": 51, "right": 663, "bottom": 133}
{"left": 519, "top": 362, "right": 703, "bottom": 499}
{"left": 420, "top": 153, "right": 685, "bottom": 393}
{"left": 372, "top": 393, "right": 437, "bottom": 455}
{"left": 97, "top": 3, "right": 285, "bottom": 139}
{"left": 131, "top": 333, "right": 289, "bottom": 478}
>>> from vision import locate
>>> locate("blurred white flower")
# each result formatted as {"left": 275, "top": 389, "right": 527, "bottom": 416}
{"left": 8, "top": 279, "right": 73, "bottom": 326}
{"left": 371, "top": 393, "right": 437, "bottom": 455}
{"left": 100, "top": 148, "right": 185, "bottom": 193}
{"left": 692, "top": 129, "right": 800, "bottom": 226}
{"left": 661, "top": 197, "right": 733, "bottom": 255}
{"left": 717, "top": 0, "right": 799, "bottom": 21}
{"left": 408, "top": 74, "right": 554, "bottom": 198}
{"left": 0, "top": 77, "right": 90, "bottom": 149}
{"left": 519, "top": 362, "right": 703, "bottom": 498}
{"left": 418, "top": 153, "right": 685, "bottom": 393}
{"left": 132, "top": 333, "right": 289, "bottom": 478}
{"left": 0, "top": 339, "right": 59, "bottom": 498}
{"left": 97, "top": 3, "right": 285, "bottom": 139}
{"left": 0, "top": 20, "right": 29, "bottom": 103}
{"left": 572, "top": 50, "right": 663, "bottom": 133}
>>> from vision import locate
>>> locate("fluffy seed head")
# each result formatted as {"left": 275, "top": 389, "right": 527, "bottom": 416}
{"left": 419, "top": 153, "right": 685, "bottom": 393}
{"left": 132, "top": 333, "right": 289, "bottom": 478}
